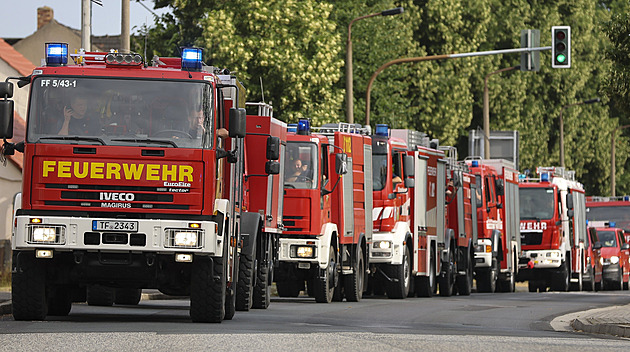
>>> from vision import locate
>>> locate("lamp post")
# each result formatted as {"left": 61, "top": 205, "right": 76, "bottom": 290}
{"left": 611, "top": 124, "right": 630, "bottom": 197}
{"left": 559, "top": 98, "right": 601, "bottom": 168}
{"left": 483, "top": 66, "right": 519, "bottom": 159}
{"left": 346, "top": 7, "right": 404, "bottom": 124}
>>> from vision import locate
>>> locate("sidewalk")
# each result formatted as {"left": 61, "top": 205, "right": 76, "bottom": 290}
{"left": 570, "top": 304, "right": 630, "bottom": 338}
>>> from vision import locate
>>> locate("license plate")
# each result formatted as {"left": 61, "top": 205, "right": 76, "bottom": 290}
{"left": 92, "top": 220, "right": 138, "bottom": 232}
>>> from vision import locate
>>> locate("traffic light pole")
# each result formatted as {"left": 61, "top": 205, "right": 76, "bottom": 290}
{"left": 365, "top": 46, "right": 551, "bottom": 126}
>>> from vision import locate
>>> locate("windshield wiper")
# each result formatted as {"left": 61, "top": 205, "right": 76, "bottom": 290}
{"left": 38, "top": 136, "right": 105, "bottom": 145}
{"left": 521, "top": 216, "right": 542, "bottom": 221}
{"left": 111, "top": 138, "right": 178, "bottom": 148}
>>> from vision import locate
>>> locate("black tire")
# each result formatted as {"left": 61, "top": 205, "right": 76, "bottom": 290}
{"left": 114, "top": 288, "right": 142, "bottom": 305}
{"left": 551, "top": 260, "right": 569, "bottom": 292}
{"left": 438, "top": 248, "right": 455, "bottom": 297}
{"left": 476, "top": 265, "right": 497, "bottom": 293}
{"left": 344, "top": 246, "right": 365, "bottom": 302}
{"left": 276, "top": 280, "right": 302, "bottom": 297}
{"left": 190, "top": 256, "right": 226, "bottom": 323}
{"left": 386, "top": 245, "right": 411, "bottom": 299}
{"left": 583, "top": 266, "right": 594, "bottom": 291}
{"left": 595, "top": 275, "right": 602, "bottom": 291}
{"left": 236, "top": 241, "right": 256, "bottom": 311}
{"left": 224, "top": 258, "right": 237, "bottom": 321}
{"left": 252, "top": 238, "right": 272, "bottom": 309}
{"left": 12, "top": 253, "right": 47, "bottom": 320}
{"left": 315, "top": 246, "right": 337, "bottom": 303}
{"left": 528, "top": 280, "right": 538, "bottom": 293}
{"left": 456, "top": 250, "right": 473, "bottom": 296}
{"left": 569, "top": 261, "right": 583, "bottom": 292}
{"left": 47, "top": 285, "right": 72, "bottom": 316}
{"left": 416, "top": 249, "right": 436, "bottom": 297}
{"left": 87, "top": 285, "right": 115, "bottom": 306}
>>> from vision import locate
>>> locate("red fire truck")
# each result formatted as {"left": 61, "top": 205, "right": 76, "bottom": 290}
{"left": 465, "top": 159, "right": 521, "bottom": 293}
{"left": 0, "top": 44, "right": 277, "bottom": 322}
{"left": 368, "top": 126, "right": 477, "bottom": 298}
{"left": 517, "top": 167, "right": 588, "bottom": 292}
{"left": 586, "top": 196, "right": 630, "bottom": 234}
{"left": 274, "top": 121, "right": 372, "bottom": 303}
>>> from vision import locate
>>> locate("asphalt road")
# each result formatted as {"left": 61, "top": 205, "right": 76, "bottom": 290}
{"left": 1, "top": 290, "right": 630, "bottom": 351}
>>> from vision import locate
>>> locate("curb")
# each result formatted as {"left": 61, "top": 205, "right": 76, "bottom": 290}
{"left": 571, "top": 318, "right": 630, "bottom": 338}
{"left": 0, "top": 301, "right": 10, "bottom": 315}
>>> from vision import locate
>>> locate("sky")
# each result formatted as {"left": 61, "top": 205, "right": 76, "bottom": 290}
{"left": 0, "top": 1, "right": 171, "bottom": 38}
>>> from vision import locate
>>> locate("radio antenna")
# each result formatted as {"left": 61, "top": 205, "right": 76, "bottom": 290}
{"left": 259, "top": 77, "right": 265, "bottom": 103}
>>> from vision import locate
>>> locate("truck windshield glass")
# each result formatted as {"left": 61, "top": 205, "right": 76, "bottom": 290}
{"left": 520, "top": 187, "right": 555, "bottom": 220}
{"left": 596, "top": 230, "right": 618, "bottom": 247}
{"left": 372, "top": 154, "right": 388, "bottom": 191}
{"left": 27, "top": 76, "right": 214, "bottom": 149}
{"left": 285, "top": 142, "right": 318, "bottom": 189}
{"left": 587, "top": 206, "right": 630, "bottom": 232}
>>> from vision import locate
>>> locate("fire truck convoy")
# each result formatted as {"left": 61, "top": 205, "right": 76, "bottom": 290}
{"left": 368, "top": 126, "right": 478, "bottom": 298}
{"left": 0, "top": 44, "right": 283, "bottom": 322}
{"left": 465, "top": 159, "right": 521, "bottom": 293}
{"left": 517, "top": 167, "right": 588, "bottom": 292}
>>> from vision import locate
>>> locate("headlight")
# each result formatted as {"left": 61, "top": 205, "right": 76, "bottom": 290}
{"left": 611, "top": 256, "right": 620, "bottom": 264}
{"left": 174, "top": 231, "right": 198, "bottom": 247}
{"left": 374, "top": 241, "right": 392, "bottom": 249}
{"left": 600, "top": 257, "right": 604, "bottom": 265}
{"left": 296, "top": 246, "right": 315, "bottom": 258}
{"left": 32, "top": 227, "right": 57, "bottom": 242}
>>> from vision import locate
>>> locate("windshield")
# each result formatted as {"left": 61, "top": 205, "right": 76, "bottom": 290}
{"left": 27, "top": 76, "right": 214, "bottom": 148}
{"left": 587, "top": 206, "right": 630, "bottom": 232}
{"left": 373, "top": 154, "right": 388, "bottom": 191}
{"left": 596, "top": 230, "right": 618, "bottom": 247}
{"left": 520, "top": 187, "right": 555, "bottom": 220}
{"left": 284, "top": 142, "right": 318, "bottom": 189}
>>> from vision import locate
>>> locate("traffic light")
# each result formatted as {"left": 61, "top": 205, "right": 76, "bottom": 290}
{"left": 551, "top": 26, "right": 570, "bottom": 68}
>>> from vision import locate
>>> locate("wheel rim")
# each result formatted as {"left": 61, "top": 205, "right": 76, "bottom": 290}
{"left": 403, "top": 249, "right": 410, "bottom": 289}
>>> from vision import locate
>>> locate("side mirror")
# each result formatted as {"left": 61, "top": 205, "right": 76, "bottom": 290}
{"left": 388, "top": 193, "right": 396, "bottom": 200}
{"left": 0, "top": 100, "right": 14, "bottom": 139}
{"left": 266, "top": 136, "right": 280, "bottom": 160}
{"left": 593, "top": 241, "right": 602, "bottom": 250}
{"left": 495, "top": 178, "right": 504, "bottom": 196}
{"left": 0, "top": 82, "right": 14, "bottom": 98}
{"left": 404, "top": 178, "right": 414, "bottom": 188}
{"left": 622, "top": 243, "right": 630, "bottom": 250}
{"left": 265, "top": 161, "right": 280, "bottom": 175}
{"left": 228, "top": 107, "right": 247, "bottom": 138}
{"left": 403, "top": 155, "right": 415, "bottom": 177}
{"left": 496, "top": 203, "right": 503, "bottom": 209}
{"left": 566, "top": 193, "right": 574, "bottom": 210}
{"left": 335, "top": 153, "right": 348, "bottom": 175}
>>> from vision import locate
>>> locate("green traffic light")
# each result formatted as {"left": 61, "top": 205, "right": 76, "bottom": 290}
{"left": 556, "top": 54, "right": 566, "bottom": 63}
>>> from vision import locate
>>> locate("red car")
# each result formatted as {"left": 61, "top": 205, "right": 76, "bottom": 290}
{"left": 592, "top": 225, "right": 630, "bottom": 290}
{"left": 585, "top": 227, "right": 603, "bottom": 290}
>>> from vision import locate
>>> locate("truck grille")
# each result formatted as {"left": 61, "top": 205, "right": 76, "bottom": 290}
{"left": 520, "top": 232, "right": 543, "bottom": 245}
{"left": 283, "top": 216, "right": 305, "bottom": 232}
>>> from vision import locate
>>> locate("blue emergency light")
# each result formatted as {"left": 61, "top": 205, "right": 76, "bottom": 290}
{"left": 375, "top": 124, "right": 389, "bottom": 137}
{"left": 541, "top": 173, "right": 550, "bottom": 182}
{"left": 287, "top": 123, "right": 297, "bottom": 133}
{"left": 625, "top": 196, "right": 630, "bottom": 202}
{"left": 181, "top": 47, "right": 203, "bottom": 71}
{"left": 610, "top": 221, "right": 616, "bottom": 228}
{"left": 471, "top": 160, "right": 479, "bottom": 167}
{"left": 45, "top": 43, "right": 68, "bottom": 66}
{"left": 297, "top": 119, "right": 310, "bottom": 135}
{"left": 518, "top": 174, "right": 526, "bottom": 181}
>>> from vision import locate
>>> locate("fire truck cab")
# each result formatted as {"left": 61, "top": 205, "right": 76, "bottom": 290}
{"left": 518, "top": 167, "right": 587, "bottom": 292}
{"left": 0, "top": 45, "right": 252, "bottom": 322}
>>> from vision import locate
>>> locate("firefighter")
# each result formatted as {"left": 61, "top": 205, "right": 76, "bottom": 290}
{"left": 58, "top": 95, "right": 101, "bottom": 135}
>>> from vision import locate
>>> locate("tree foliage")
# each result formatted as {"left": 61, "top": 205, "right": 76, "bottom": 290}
{"left": 141, "top": 0, "right": 630, "bottom": 196}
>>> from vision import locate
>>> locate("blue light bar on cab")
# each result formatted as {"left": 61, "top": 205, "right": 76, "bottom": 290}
{"left": 471, "top": 160, "right": 479, "bottom": 167}
{"left": 610, "top": 221, "right": 616, "bottom": 228}
{"left": 625, "top": 196, "right": 630, "bottom": 202}
{"left": 45, "top": 43, "right": 68, "bottom": 66}
{"left": 297, "top": 119, "right": 310, "bottom": 135}
{"left": 540, "top": 173, "right": 550, "bottom": 182}
{"left": 375, "top": 124, "right": 389, "bottom": 137}
{"left": 181, "top": 47, "right": 203, "bottom": 71}
{"left": 287, "top": 123, "right": 297, "bottom": 133}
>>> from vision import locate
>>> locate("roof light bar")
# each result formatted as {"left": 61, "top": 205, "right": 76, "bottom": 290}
{"left": 471, "top": 160, "right": 479, "bottom": 167}
{"left": 105, "top": 53, "right": 143, "bottom": 66}
{"left": 375, "top": 124, "right": 389, "bottom": 137}
{"left": 181, "top": 47, "right": 203, "bottom": 71}
{"left": 45, "top": 43, "right": 68, "bottom": 66}
{"left": 287, "top": 123, "right": 298, "bottom": 133}
{"left": 540, "top": 173, "right": 550, "bottom": 182}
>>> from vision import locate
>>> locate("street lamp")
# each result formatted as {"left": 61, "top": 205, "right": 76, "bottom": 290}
{"left": 346, "top": 7, "right": 404, "bottom": 124}
{"left": 611, "top": 124, "right": 630, "bottom": 197}
{"left": 483, "top": 66, "right": 519, "bottom": 159}
{"left": 559, "top": 98, "right": 601, "bottom": 168}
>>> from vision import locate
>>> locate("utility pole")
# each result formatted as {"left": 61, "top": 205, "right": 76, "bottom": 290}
{"left": 483, "top": 66, "right": 519, "bottom": 159}
{"left": 611, "top": 124, "right": 630, "bottom": 197}
{"left": 121, "top": 0, "right": 131, "bottom": 52}
{"left": 81, "top": 0, "right": 91, "bottom": 50}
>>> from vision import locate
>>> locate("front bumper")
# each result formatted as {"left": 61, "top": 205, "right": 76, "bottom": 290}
{"left": 13, "top": 215, "right": 219, "bottom": 255}
{"left": 602, "top": 263, "right": 621, "bottom": 281}
{"left": 474, "top": 239, "right": 493, "bottom": 267}
{"left": 522, "top": 250, "right": 563, "bottom": 269}
{"left": 277, "top": 237, "right": 326, "bottom": 269}
{"left": 369, "top": 232, "right": 400, "bottom": 264}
